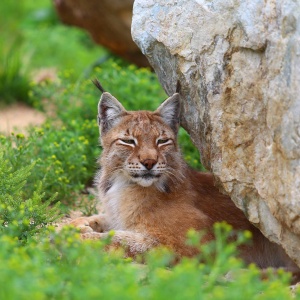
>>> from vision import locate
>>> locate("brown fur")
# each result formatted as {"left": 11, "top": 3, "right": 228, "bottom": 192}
{"left": 71, "top": 86, "right": 299, "bottom": 275}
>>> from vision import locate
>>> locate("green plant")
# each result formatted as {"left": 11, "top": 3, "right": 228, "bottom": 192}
{"left": 79, "top": 194, "right": 99, "bottom": 216}
{"left": 0, "top": 146, "right": 60, "bottom": 242}
{"left": 0, "top": 39, "right": 31, "bottom": 105}
{"left": 0, "top": 223, "right": 298, "bottom": 300}
{"left": 0, "top": 1, "right": 33, "bottom": 105}
{"left": 0, "top": 121, "right": 100, "bottom": 206}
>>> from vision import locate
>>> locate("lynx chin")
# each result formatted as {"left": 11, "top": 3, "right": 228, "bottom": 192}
{"left": 71, "top": 80, "right": 299, "bottom": 277}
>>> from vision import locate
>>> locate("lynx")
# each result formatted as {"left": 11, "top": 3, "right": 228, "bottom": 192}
{"left": 71, "top": 80, "right": 299, "bottom": 274}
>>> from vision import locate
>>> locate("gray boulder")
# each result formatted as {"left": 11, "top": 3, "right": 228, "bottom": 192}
{"left": 132, "top": 0, "right": 300, "bottom": 266}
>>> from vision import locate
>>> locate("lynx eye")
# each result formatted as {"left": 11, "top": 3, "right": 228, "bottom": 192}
{"left": 119, "top": 139, "right": 136, "bottom": 146}
{"left": 157, "top": 139, "right": 170, "bottom": 145}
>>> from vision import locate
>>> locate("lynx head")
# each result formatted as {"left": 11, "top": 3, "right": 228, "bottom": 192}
{"left": 95, "top": 81, "right": 184, "bottom": 192}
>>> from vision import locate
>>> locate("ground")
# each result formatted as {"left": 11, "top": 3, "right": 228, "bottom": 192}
{"left": 0, "top": 103, "right": 45, "bottom": 135}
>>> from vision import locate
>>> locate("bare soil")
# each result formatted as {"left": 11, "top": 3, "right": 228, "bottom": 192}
{"left": 0, "top": 102, "right": 46, "bottom": 135}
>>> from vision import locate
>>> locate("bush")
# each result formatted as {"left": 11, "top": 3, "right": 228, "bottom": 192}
{"left": 0, "top": 146, "right": 60, "bottom": 242}
{"left": 0, "top": 223, "right": 298, "bottom": 300}
{"left": 0, "top": 122, "right": 99, "bottom": 206}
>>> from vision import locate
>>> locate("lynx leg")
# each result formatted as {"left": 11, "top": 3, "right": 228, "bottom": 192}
{"left": 69, "top": 214, "right": 109, "bottom": 233}
{"left": 81, "top": 230, "right": 159, "bottom": 256}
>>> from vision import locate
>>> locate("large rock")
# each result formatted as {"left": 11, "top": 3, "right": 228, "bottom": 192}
{"left": 53, "top": 0, "right": 149, "bottom": 67}
{"left": 132, "top": 0, "right": 300, "bottom": 266}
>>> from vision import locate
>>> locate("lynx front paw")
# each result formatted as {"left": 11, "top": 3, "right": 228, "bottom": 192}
{"left": 69, "top": 215, "right": 105, "bottom": 233}
{"left": 80, "top": 232, "right": 105, "bottom": 240}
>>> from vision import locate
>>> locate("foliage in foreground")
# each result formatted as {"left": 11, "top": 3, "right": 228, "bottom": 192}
{"left": 0, "top": 147, "right": 60, "bottom": 242}
{"left": 0, "top": 222, "right": 298, "bottom": 300}
{"left": 0, "top": 129, "right": 298, "bottom": 299}
{"left": 0, "top": 148, "right": 297, "bottom": 298}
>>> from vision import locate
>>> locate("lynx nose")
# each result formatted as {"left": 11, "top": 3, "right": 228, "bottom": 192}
{"left": 142, "top": 159, "right": 157, "bottom": 170}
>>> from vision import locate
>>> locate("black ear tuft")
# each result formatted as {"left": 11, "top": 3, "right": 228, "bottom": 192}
{"left": 176, "top": 80, "right": 181, "bottom": 93}
{"left": 92, "top": 79, "right": 106, "bottom": 93}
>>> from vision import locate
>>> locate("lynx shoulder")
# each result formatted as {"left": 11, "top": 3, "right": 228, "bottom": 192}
{"left": 70, "top": 80, "right": 299, "bottom": 274}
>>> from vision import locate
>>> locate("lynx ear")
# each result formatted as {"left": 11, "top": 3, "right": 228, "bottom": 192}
{"left": 155, "top": 93, "right": 181, "bottom": 134}
{"left": 98, "top": 92, "right": 127, "bottom": 133}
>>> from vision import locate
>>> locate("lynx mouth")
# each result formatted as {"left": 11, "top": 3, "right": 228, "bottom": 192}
{"left": 141, "top": 174, "right": 161, "bottom": 180}
{"left": 129, "top": 172, "right": 162, "bottom": 187}
{"left": 131, "top": 173, "right": 161, "bottom": 180}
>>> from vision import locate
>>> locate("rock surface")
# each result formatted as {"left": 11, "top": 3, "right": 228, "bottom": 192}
{"left": 132, "top": 0, "right": 300, "bottom": 266}
{"left": 53, "top": 0, "right": 149, "bottom": 67}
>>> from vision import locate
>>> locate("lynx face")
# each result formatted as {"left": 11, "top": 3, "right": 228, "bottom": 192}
{"left": 98, "top": 91, "right": 183, "bottom": 191}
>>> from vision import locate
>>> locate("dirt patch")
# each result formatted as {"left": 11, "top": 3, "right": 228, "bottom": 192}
{"left": 0, "top": 102, "right": 46, "bottom": 135}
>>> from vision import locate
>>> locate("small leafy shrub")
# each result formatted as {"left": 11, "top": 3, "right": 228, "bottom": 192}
{"left": 0, "top": 121, "right": 100, "bottom": 205}
{"left": 0, "top": 146, "right": 60, "bottom": 242}
{"left": 0, "top": 223, "right": 298, "bottom": 299}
